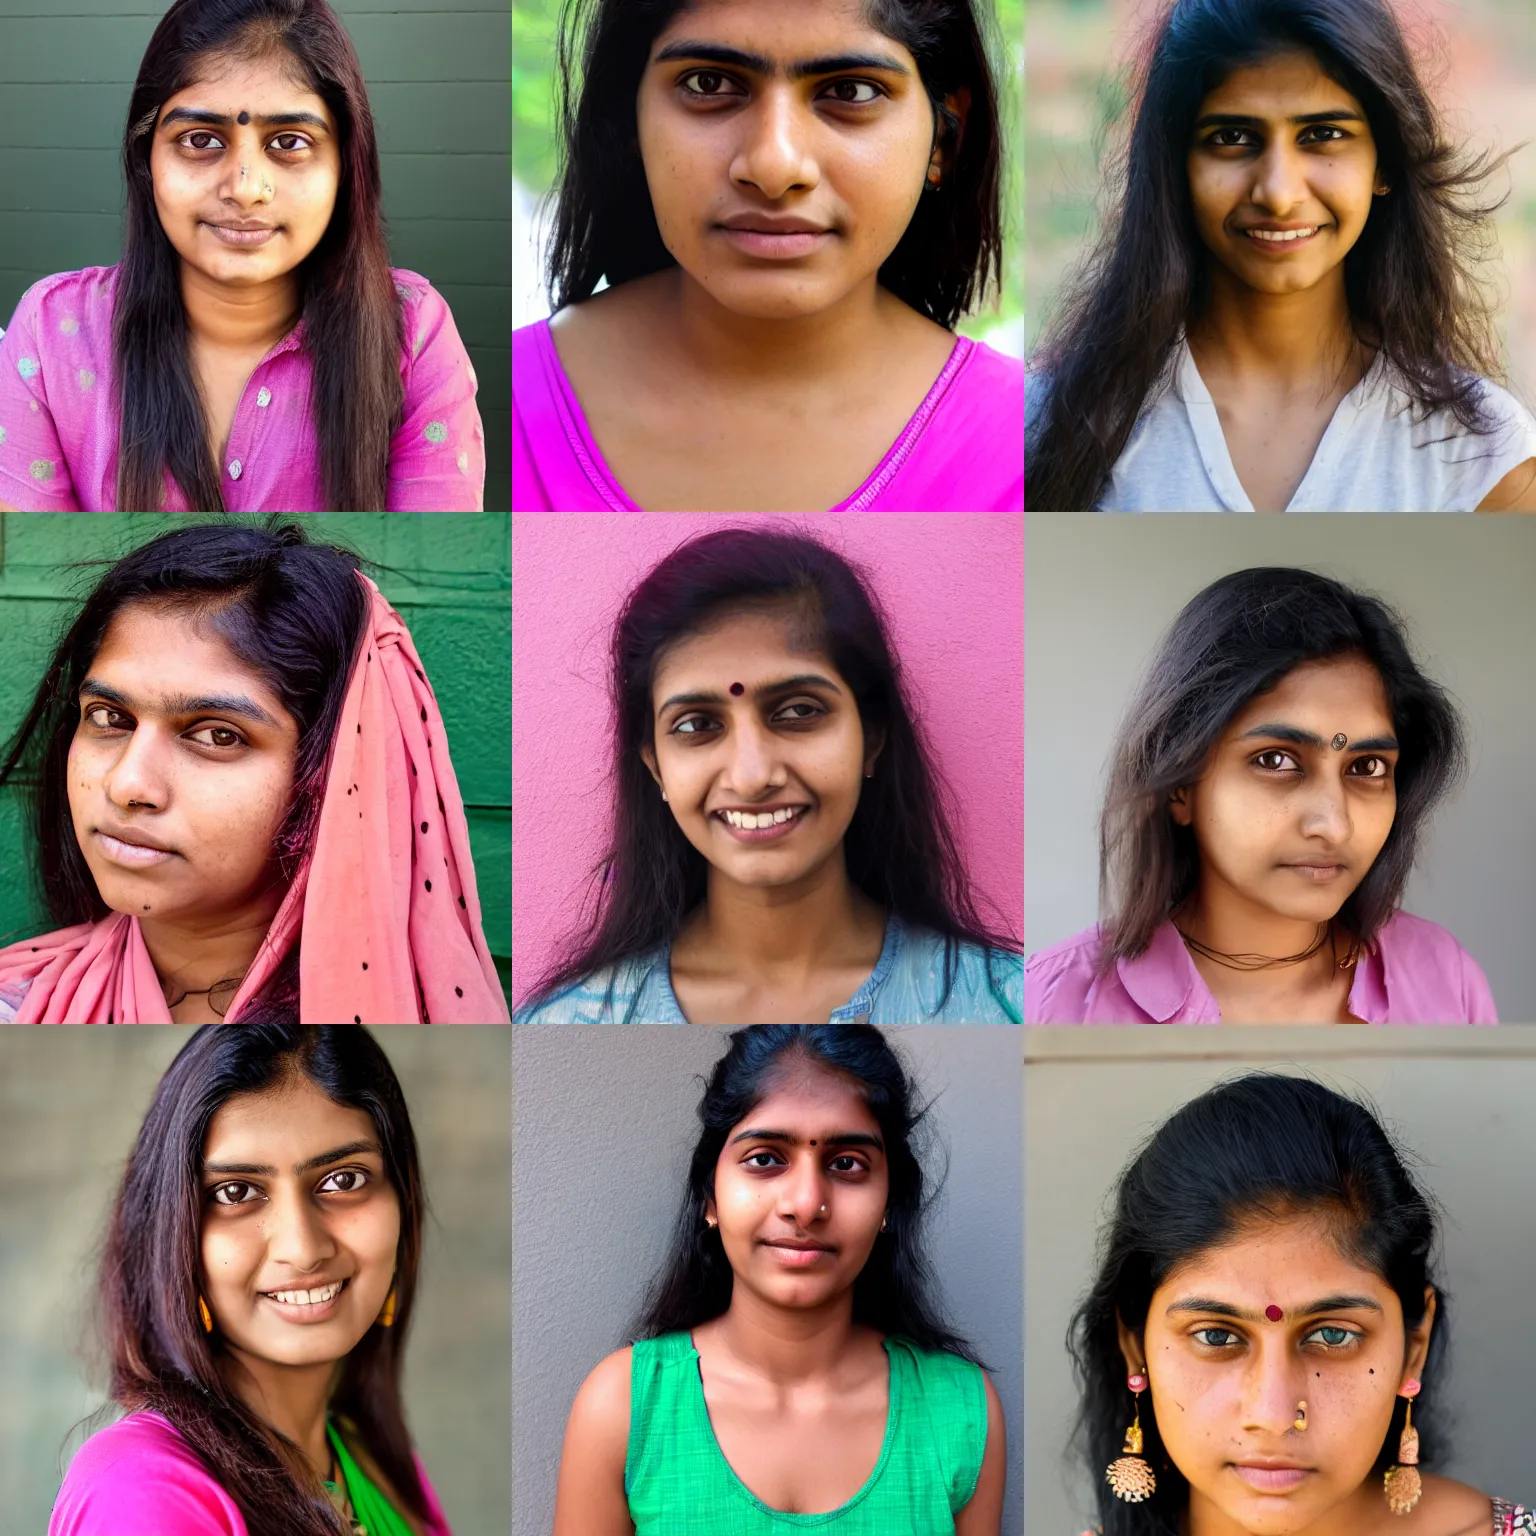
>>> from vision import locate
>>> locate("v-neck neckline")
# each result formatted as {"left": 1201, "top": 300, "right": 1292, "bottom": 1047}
{"left": 1177, "top": 339, "right": 1379, "bottom": 511}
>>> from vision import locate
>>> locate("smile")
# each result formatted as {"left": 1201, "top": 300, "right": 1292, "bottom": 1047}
{"left": 203, "top": 223, "right": 278, "bottom": 247}
{"left": 259, "top": 1278, "right": 349, "bottom": 1320}
{"left": 95, "top": 831, "right": 177, "bottom": 868}
{"left": 713, "top": 805, "right": 810, "bottom": 842}
{"left": 1243, "top": 226, "right": 1322, "bottom": 247}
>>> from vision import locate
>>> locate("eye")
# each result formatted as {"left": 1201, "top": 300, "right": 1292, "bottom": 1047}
{"left": 1347, "top": 755, "right": 1391, "bottom": 779}
{"left": 187, "top": 723, "right": 247, "bottom": 749}
{"left": 671, "top": 714, "right": 718, "bottom": 736}
{"left": 828, "top": 1154, "right": 866, "bottom": 1173}
{"left": 1206, "top": 126, "right": 1258, "bottom": 149}
{"left": 179, "top": 130, "right": 225, "bottom": 151}
{"left": 1193, "top": 1326, "right": 1242, "bottom": 1348}
{"left": 83, "top": 704, "right": 131, "bottom": 731}
{"left": 679, "top": 69, "right": 744, "bottom": 98}
{"left": 1303, "top": 1324, "right": 1361, "bottom": 1348}
{"left": 211, "top": 1181, "right": 261, "bottom": 1206}
{"left": 317, "top": 1168, "right": 369, "bottom": 1194}
{"left": 774, "top": 700, "right": 824, "bottom": 723}
{"left": 743, "top": 1150, "right": 785, "bottom": 1169}
{"left": 270, "top": 133, "right": 312, "bottom": 152}
{"left": 1252, "top": 749, "right": 1300, "bottom": 772}
{"left": 1299, "top": 124, "right": 1348, "bottom": 144}
{"left": 820, "top": 79, "right": 884, "bottom": 105}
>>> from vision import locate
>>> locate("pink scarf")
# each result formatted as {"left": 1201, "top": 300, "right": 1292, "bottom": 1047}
{"left": 0, "top": 573, "right": 509, "bottom": 1023}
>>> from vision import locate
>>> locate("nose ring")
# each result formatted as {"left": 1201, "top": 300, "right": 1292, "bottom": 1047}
{"left": 818, "top": 1204, "right": 826, "bottom": 1217}
{"left": 1294, "top": 1400, "right": 1308, "bottom": 1432}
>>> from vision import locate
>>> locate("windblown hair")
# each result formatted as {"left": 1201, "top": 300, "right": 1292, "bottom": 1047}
{"left": 519, "top": 526, "right": 1021, "bottom": 1018}
{"left": 115, "top": 0, "right": 403, "bottom": 511}
{"left": 93, "top": 1025, "right": 429, "bottom": 1536}
{"left": 1027, "top": 0, "right": 1516, "bottom": 509}
{"left": 634, "top": 1024, "right": 985, "bottom": 1363}
{"left": 545, "top": 0, "right": 1005, "bottom": 330}
{"left": 1070, "top": 1073, "right": 1447, "bottom": 1536}
{"left": 0, "top": 518, "right": 368, "bottom": 1022}
{"left": 1098, "top": 566, "right": 1465, "bottom": 969}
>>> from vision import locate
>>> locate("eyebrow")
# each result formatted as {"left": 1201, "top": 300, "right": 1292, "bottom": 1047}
{"left": 1195, "top": 109, "right": 1366, "bottom": 130}
{"left": 1166, "top": 1293, "right": 1385, "bottom": 1320}
{"left": 659, "top": 673, "right": 844, "bottom": 715}
{"left": 80, "top": 677, "right": 281, "bottom": 730}
{"left": 1238, "top": 723, "right": 1399, "bottom": 753}
{"left": 653, "top": 40, "right": 911, "bottom": 80}
{"left": 728, "top": 1127, "right": 886, "bottom": 1153}
{"left": 160, "top": 107, "right": 331, "bottom": 132}
{"left": 203, "top": 1139, "right": 382, "bottom": 1178}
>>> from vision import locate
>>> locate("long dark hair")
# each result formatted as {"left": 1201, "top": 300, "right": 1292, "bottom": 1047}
{"left": 0, "top": 518, "right": 368, "bottom": 1021}
{"left": 1027, "top": 0, "right": 1515, "bottom": 509}
{"left": 1098, "top": 566, "right": 1465, "bottom": 969}
{"left": 1070, "top": 1073, "right": 1447, "bottom": 1536}
{"left": 545, "top": 0, "right": 1005, "bottom": 330}
{"left": 115, "top": 0, "right": 403, "bottom": 511}
{"left": 519, "top": 525, "right": 1021, "bottom": 1017}
{"left": 94, "top": 1025, "right": 429, "bottom": 1536}
{"left": 634, "top": 1024, "right": 985, "bottom": 1364}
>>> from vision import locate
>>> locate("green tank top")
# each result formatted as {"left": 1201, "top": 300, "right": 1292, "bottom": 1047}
{"left": 624, "top": 1331, "right": 987, "bottom": 1534}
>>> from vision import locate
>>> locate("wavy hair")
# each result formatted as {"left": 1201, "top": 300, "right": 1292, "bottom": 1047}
{"left": 1097, "top": 566, "right": 1465, "bottom": 969}
{"left": 1069, "top": 1073, "right": 1447, "bottom": 1536}
{"left": 96, "top": 1024, "right": 429, "bottom": 1536}
{"left": 1027, "top": 0, "right": 1517, "bottom": 509}
{"left": 115, "top": 0, "right": 403, "bottom": 511}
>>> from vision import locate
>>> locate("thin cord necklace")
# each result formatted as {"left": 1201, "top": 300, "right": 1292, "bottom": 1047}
{"left": 323, "top": 1446, "right": 366, "bottom": 1536}
{"left": 164, "top": 973, "right": 247, "bottom": 1016}
{"left": 1178, "top": 920, "right": 1359, "bottom": 972}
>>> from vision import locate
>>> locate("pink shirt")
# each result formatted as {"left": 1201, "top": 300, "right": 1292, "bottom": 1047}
{"left": 48, "top": 1411, "right": 455, "bottom": 1536}
{"left": 511, "top": 316, "right": 1023, "bottom": 511}
{"left": 1025, "top": 911, "right": 1498, "bottom": 1023}
{"left": 0, "top": 266, "right": 484, "bottom": 510}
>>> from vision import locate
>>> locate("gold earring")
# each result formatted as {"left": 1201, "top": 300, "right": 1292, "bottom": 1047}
{"left": 705, "top": 1215, "right": 717, "bottom": 1229}
{"left": 1383, "top": 1384, "right": 1422, "bottom": 1515}
{"left": 1294, "top": 1400, "right": 1308, "bottom": 1432}
{"left": 378, "top": 1288, "right": 397, "bottom": 1329}
{"left": 1106, "top": 1373, "right": 1156, "bottom": 1502}
{"left": 198, "top": 1295, "right": 213, "bottom": 1334}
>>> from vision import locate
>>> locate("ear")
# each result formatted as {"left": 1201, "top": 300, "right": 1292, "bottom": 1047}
{"left": 639, "top": 743, "right": 662, "bottom": 790}
{"left": 929, "top": 86, "right": 971, "bottom": 179}
{"left": 863, "top": 725, "right": 887, "bottom": 778}
{"left": 1115, "top": 1309, "right": 1146, "bottom": 1379}
{"left": 1168, "top": 787, "right": 1193, "bottom": 827}
{"left": 1401, "top": 1285, "right": 1437, "bottom": 1386}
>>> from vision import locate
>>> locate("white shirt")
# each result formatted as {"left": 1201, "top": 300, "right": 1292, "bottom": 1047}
{"left": 1027, "top": 341, "right": 1536, "bottom": 511}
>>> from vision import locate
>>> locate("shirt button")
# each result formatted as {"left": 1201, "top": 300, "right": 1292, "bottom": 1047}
{"left": 228, "top": 459, "right": 242, "bottom": 480}
{"left": 257, "top": 387, "right": 271, "bottom": 407}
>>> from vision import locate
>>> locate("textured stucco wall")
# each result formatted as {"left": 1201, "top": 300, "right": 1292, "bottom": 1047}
{"left": 511, "top": 512, "right": 1025, "bottom": 1003}
{"left": 511, "top": 1024, "right": 1024, "bottom": 1536}
{"left": 1025, "top": 1029, "right": 1536, "bottom": 1534}
{"left": 0, "top": 513, "right": 511, "bottom": 1005}
{"left": 0, "top": 1025, "right": 510, "bottom": 1536}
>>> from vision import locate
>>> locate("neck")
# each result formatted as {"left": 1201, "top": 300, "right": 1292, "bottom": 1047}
{"left": 1188, "top": 1476, "right": 1385, "bottom": 1536}
{"left": 219, "top": 1349, "right": 337, "bottom": 1483}
{"left": 180, "top": 260, "right": 301, "bottom": 355}
{"left": 139, "top": 887, "right": 285, "bottom": 1006}
{"left": 1178, "top": 882, "right": 1343, "bottom": 1003}
{"left": 710, "top": 1280, "right": 861, "bottom": 1387}
{"left": 1187, "top": 265, "right": 1360, "bottom": 393}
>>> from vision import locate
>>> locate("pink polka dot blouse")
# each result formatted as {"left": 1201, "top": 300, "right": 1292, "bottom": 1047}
{"left": 0, "top": 265, "right": 484, "bottom": 510}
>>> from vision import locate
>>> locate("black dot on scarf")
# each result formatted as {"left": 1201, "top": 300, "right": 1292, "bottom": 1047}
{"left": 424, "top": 879, "right": 432, "bottom": 892}
{"left": 356, "top": 724, "right": 361, "bottom": 734}
{"left": 368, "top": 651, "right": 372, "bottom": 661}
{"left": 30, "top": 946, "right": 37, "bottom": 952}
{"left": 455, "top": 986, "right": 463, "bottom": 998}
{"left": 347, "top": 787, "right": 352, "bottom": 796}
{"left": 354, "top": 1015, "right": 361, "bottom": 1024}
{"left": 415, "top": 667, "right": 424, "bottom": 681}
{"left": 437, "top": 791, "right": 445, "bottom": 814}
{"left": 411, "top": 762, "right": 418, "bottom": 776}
{"left": 457, "top": 895, "right": 466, "bottom": 910}
{"left": 420, "top": 707, "right": 427, "bottom": 722}
{"left": 420, "top": 821, "right": 428, "bottom": 833}
{"left": 361, "top": 962, "right": 368, "bottom": 970}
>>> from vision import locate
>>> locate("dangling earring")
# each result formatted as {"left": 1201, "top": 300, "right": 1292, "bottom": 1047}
{"left": 198, "top": 1296, "right": 213, "bottom": 1334}
{"left": 1383, "top": 1380, "right": 1422, "bottom": 1515}
{"left": 378, "top": 1288, "right": 397, "bottom": 1329}
{"left": 1106, "top": 1373, "right": 1156, "bottom": 1502}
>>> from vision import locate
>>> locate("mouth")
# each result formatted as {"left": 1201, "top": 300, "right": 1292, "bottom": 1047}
{"left": 1230, "top": 1463, "right": 1312, "bottom": 1492}
{"left": 203, "top": 222, "right": 279, "bottom": 247}
{"left": 1240, "top": 224, "right": 1324, "bottom": 250}
{"left": 762, "top": 1239, "right": 835, "bottom": 1267}
{"left": 258, "top": 1277, "right": 349, "bottom": 1321}
{"left": 712, "top": 804, "right": 811, "bottom": 843}
{"left": 95, "top": 830, "right": 178, "bottom": 868}
{"left": 1278, "top": 861, "right": 1348, "bottom": 883}
{"left": 716, "top": 227, "right": 831, "bottom": 259}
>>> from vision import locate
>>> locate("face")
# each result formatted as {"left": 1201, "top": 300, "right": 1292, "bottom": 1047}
{"left": 68, "top": 603, "right": 301, "bottom": 927}
{"left": 707, "top": 1059, "right": 889, "bottom": 1312}
{"left": 637, "top": 0, "right": 963, "bottom": 320}
{"left": 1120, "top": 1213, "right": 1433, "bottom": 1534}
{"left": 1187, "top": 49, "right": 1382, "bottom": 298}
{"left": 200, "top": 1076, "right": 402, "bottom": 1371}
{"left": 641, "top": 610, "right": 881, "bottom": 892}
{"left": 149, "top": 51, "right": 341, "bottom": 291}
{"left": 1171, "top": 655, "right": 1398, "bottom": 927}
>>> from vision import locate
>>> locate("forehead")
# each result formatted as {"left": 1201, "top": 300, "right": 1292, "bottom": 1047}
{"left": 203, "top": 1076, "right": 378, "bottom": 1162}
{"left": 1224, "top": 654, "right": 1392, "bottom": 736}
{"left": 1200, "top": 47, "right": 1367, "bottom": 118}
{"left": 1157, "top": 1209, "right": 1387, "bottom": 1299}
{"left": 87, "top": 603, "right": 292, "bottom": 723}
{"left": 732, "top": 1059, "right": 880, "bottom": 1135}
{"left": 160, "top": 50, "right": 333, "bottom": 126}
{"left": 654, "top": 0, "right": 907, "bottom": 62}
{"left": 651, "top": 609, "right": 837, "bottom": 697}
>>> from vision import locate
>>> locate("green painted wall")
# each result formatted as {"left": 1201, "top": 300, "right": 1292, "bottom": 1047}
{"left": 0, "top": 512, "right": 511, "bottom": 1008}
{"left": 0, "top": 0, "right": 511, "bottom": 511}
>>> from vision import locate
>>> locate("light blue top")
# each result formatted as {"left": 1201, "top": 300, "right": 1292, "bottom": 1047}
{"left": 512, "top": 917, "right": 1022, "bottom": 1024}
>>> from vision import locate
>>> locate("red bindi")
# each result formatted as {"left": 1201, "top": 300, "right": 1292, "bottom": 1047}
{"left": 729, "top": 682, "right": 744, "bottom": 696}
{"left": 1265, "top": 1305, "right": 1284, "bottom": 1322}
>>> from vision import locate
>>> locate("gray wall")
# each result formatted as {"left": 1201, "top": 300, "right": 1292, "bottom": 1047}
{"left": 0, "top": 1026, "right": 511, "bottom": 1536}
{"left": 1025, "top": 1028, "right": 1536, "bottom": 1535}
{"left": 1024, "top": 513, "right": 1536, "bottom": 1020}
{"left": 0, "top": 0, "right": 511, "bottom": 510}
{"left": 512, "top": 1026, "right": 1024, "bottom": 1536}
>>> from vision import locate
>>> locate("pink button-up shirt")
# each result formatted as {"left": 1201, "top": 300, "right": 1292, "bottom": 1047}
{"left": 1025, "top": 911, "right": 1498, "bottom": 1023}
{"left": 0, "top": 265, "right": 484, "bottom": 510}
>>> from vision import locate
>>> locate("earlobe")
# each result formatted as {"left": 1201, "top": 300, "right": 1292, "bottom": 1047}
{"left": 1114, "top": 1310, "right": 1146, "bottom": 1376}
{"left": 1168, "top": 788, "right": 1193, "bottom": 827}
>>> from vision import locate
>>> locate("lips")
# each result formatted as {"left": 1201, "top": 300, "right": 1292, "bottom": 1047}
{"left": 204, "top": 222, "right": 279, "bottom": 247}
{"left": 1231, "top": 1462, "right": 1312, "bottom": 1492}
{"left": 97, "top": 824, "right": 175, "bottom": 853}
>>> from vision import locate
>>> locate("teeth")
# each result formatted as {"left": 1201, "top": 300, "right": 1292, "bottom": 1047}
{"left": 722, "top": 807, "right": 803, "bottom": 829}
{"left": 267, "top": 1280, "right": 344, "bottom": 1306}
{"left": 1247, "top": 227, "right": 1318, "bottom": 243}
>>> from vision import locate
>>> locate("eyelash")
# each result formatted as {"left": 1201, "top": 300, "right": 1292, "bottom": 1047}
{"left": 178, "top": 131, "right": 313, "bottom": 154}
{"left": 672, "top": 701, "right": 826, "bottom": 737}
{"left": 83, "top": 705, "right": 247, "bottom": 751}
{"left": 1205, "top": 124, "right": 1349, "bottom": 149}
{"left": 1251, "top": 750, "right": 1391, "bottom": 779}
{"left": 742, "top": 1150, "right": 868, "bottom": 1174}
{"left": 678, "top": 71, "right": 886, "bottom": 106}
{"left": 1193, "top": 1324, "right": 1363, "bottom": 1350}
{"left": 209, "top": 1167, "right": 370, "bottom": 1206}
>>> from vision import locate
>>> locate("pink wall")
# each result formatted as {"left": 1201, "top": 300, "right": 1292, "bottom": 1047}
{"left": 512, "top": 513, "right": 1024, "bottom": 1005}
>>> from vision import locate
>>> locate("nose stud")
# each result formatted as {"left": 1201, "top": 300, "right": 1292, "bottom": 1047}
{"left": 1294, "top": 1400, "right": 1308, "bottom": 1432}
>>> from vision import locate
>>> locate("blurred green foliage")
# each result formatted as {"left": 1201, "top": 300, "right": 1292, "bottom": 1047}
{"left": 512, "top": 0, "right": 1023, "bottom": 340}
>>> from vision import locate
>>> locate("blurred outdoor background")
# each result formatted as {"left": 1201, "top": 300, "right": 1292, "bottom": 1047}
{"left": 513, "top": 0, "right": 1024, "bottom": 355}
{"left": 1026, "top": 0, "right": 1536, "bottom": 404}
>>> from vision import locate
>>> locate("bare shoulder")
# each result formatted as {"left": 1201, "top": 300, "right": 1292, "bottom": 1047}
{"left": 1412, "top": 1472, "right": 1496, "bottom": 1536}
{"left": 567, "top": 1345, "right": 634, "bottom": 1444}
{"left": 1475, "top": 456, "right": 1536, "bottom": 512}
{"left": 554, "top": 1347, "right": 635, "bottom": 1536}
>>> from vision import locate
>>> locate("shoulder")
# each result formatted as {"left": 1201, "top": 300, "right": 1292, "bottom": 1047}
{"left": 5, "top": 266, "right": 116, "bottom": 327}
{"left": 881, "top": 922, "right": 1022, "bottom": 1023}
{"left": 1024, "top": 925, "right": 1105, "bottom": 1022}
{"left": 566, "top": 1345, "right": 634, "bottom": 1446}
{"left": 1467, "top": 375, "right": 1536, "bottom": 438}
{"left": 1374, "top": 912, "right": 1496, "bottom": 1023}
{"left": 391, "top": 267, "right": 468, "bottom": 366}
{"left": 512, "top": 951, "right": 669, "bottom": 1023}
{"left": 51, "top": 1412, "right": 246, "bottom": 1536}
{"left": 956, "top": 334, "right": 1023, "bottom": 390}
{"left": 1414, "top": 1473, "right": 1501, "bottom": 1534}
{"left": 888, "top": 1336, "right": 985, "bottom": 1393}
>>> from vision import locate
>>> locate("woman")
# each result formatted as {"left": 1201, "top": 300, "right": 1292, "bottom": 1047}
{"left": 513, "top": 527, "right": 1022, "bottom": 1023}
{"left": 0, "top": 0, "right": 483, "bottom": 511}
{"left": 49, "top": 1023, "right": 453, "bottom": 1535}
{"left": 553, "top": 1024, "right": 1007, "bottom": 1535}
{"left": 1025, "top": 0, "right": 1536, "bottom": 511}
{"left": 0, "top": 519, "right": 508, "bottom": 1023}
{"left": 1068, "top": 1073, "right": 1530, "bottom": 1536}
{"left": 1026, "top": 567, "right": 1493, "bottom": 1023}
{"left": 512, "top": 0, "right": 1021, "bottom": 512}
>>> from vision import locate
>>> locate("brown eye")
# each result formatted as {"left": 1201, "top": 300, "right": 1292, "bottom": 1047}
{"left": 212, "top": 1181, "right": 259, "bottom": 1206}
{"left": 182, "top": 131, "right": 223, "bottom": 151}
{"left": 318, "top": 1168, "right": 369, "bottom": 1193}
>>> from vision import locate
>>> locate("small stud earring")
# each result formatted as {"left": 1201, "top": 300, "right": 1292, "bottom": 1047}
{"left": 705, "top": 1215, "right": 717, "bottom": 1229}
{"left": 661, "top": 789, "right": 668, "bottom": 802}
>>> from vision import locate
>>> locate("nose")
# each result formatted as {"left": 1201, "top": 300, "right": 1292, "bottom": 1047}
{"left": 729, "top": 87, "right": 820, "bottom": 202}
{"left": 777, "top": 1154, "right": 829, "bottom": 1230}
{"left": 102, "top": 726, "right": 169, "bottom": 814}
{"left": 721, "top": 714, "right": 786, "bottom": 798}
{"left": 1239, "top": 1341, "right": 1310, "bottom": 1437}
{"left": 263, "top": 1185, "right": 339, "bottom": 1274}
{"left": 220, "top": 137, "right": 274, "bottom": 207}
{"left": 1297, "top": 774, "right": 1351, "bottom": 844}
{"left": 1248, "top": 141, "right": 1311, "bottom": 219}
